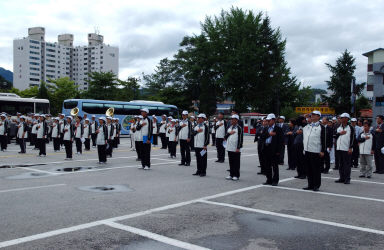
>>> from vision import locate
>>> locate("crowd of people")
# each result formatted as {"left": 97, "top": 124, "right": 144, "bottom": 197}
{"left": 254, "top": 111, "right": 383, "bottom": 191}
{"left": 1, "top": 108, "right": 383, "bottom": 187}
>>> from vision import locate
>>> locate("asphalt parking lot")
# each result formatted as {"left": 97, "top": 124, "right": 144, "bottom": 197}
{"left": 0, "top": 137, "right": 383, "bottom": 249}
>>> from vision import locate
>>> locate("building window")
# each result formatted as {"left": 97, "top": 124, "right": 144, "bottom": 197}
{"left": 30, "top": 51, "right": 40, "bottom": 55}
{"left": 29, "top": 40, "right": 40, "bottom": 44}
{"left": 30, "top": 72, "right": 40, "bottom": 76}
{"left": 29, "top": 45, "right": 39, "bottom": 49}
{"left": 29, "top": 62, "right": 40, "bottom": 66}
{"left": 367, "top": 84, "right": 374, "bottom": 91}
{"left": 368, "top": 64, "right": 373, "bottom": 72}
{"left": 29, "top": 78, "right": 40, "bottom": 81}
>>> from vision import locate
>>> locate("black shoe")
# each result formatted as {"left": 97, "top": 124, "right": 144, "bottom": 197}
{"left": 313, "top": 188, "right": 320, "bottom": 192}
{"left": 286, "top": 168, "right": 290, "bottom": 170}
{"left": 185, "top": 163, "right": 190, "bottom": 166}
{"left": 257, "top": 172, "right": 264, "bottom": 175}
{"left": 294, "top": 176, "right": 300, "bottom": 178}
{"left": 226, "top": 169, "right": 230, "bottom": 172}
{"left": 178, "top": 163, "right": 185, "bottom": 166}
{"left": 359, "top": 175, "right": 365, "bottom": 178}
{"left": 323, "top": 171, "right": 329, "bottom": 174}
{"left": 373, "top": 171, "right": 379, "bottom": 173}
{"left": 192, "top": 172, "right": 200, "bottom": 176}
{"left": 199, "top": 174, "right": 206, "bottom": 177}
{"left": 335, "top": 179, "right": 344, "bottom": 183}
{"left": 303, "top": 187, "right": 313, "bottom": 190}
{"left": 262, "top": 182, "right": 272, "bottom": 185}
{"left": 333, "top": 168, "right": 339, "bottom": 170}
{"left": 271, "top": 182, "right": 278, "bottom": 186}
{"left": 215, "top": 160, "right": 220, "bottom": 162}
{"left": 344, "top": 180, "right": 351, "bottom": 184}
{"left": 298, "top": 176, "right": 306, "bottom": 179}
{"left": 367, "top": 176, "right": 372, "bottom": 179}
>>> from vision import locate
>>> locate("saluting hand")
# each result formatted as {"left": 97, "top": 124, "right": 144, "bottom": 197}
{"left": 269, "top": 131, "right": 276, "bottom": 136}
{"left": 197, "top": 129, "right": 203, "bottom": 133}
{"left": 348, "top": 148, "right": 352, "bottom": 154}
{"left": 340, "top": 131, "right": 347, "bottom": 135}
{"left": 319, "top": 152, "right": 324, "bottom": 158}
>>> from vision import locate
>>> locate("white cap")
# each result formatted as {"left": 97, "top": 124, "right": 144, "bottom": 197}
{"left": 171, "top": 119, "right": 177, "bottom": 122}
{"left": 106, "top": 116, "right": 112, "bottom": 120}
{"left": 116, "top": 118, "right": 119, "bottom": 121}
{"left": 182, "top": 110, "right": 188, "bottom": 115}
{"left": 168, "top": 116, "right": 173, "bottom": 119}
{"left": 332, "top": 117, "right": 337, "bottom": 121}
{"left": 279, "top": 116, "right": 285, "bottom": 120}
{"left": 162, "top": 114, "right": 167, "bottom": 117}
{"left": 340, "top": 113, "right": 350, "bottom": 119}
{"left": 197, "top": 113, "right": 206, "bottom": 119}
{"left": 138, "top": 115, "right": 143, "bottom": 119}
{"left": 351, "top": 118, "right": 357, "bottom": 122}
{"left": 20, "top": 116, "right": 26, "bottom": 119}
{"left": 53, "top": 117, "right": 59, "bottom": 120}
{"left": 1, "top": 114, "right": 6, "bottom": 118}
{"left": 312, "top": 110, "right": 321, "bottom": 116}
{"left": 231, "top": 114, "right": 239, "bottom": 120}
{"left": 266, "top": 113, "right": 276, "bottom": 120}
{"left": 190, "top": 116, "right": 195, "bottom": 119}
{"left": 66, "top": 116, "right": 72, "bottom": 120}
{"left": 98, "top": 116, "right": 106, "bottom": 122}
{"left": 140, "top": 108, "right": 149, "bottom": 113}
{"left": 84, "top": 118, "right": 90, "bottom": 122}
{"left": 92, "top": 115, "right": 96, "bottom": 118}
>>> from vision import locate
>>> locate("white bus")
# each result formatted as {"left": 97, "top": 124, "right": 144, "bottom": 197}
{"left": 0, "top": 93, "right": 50, "bottom": 115}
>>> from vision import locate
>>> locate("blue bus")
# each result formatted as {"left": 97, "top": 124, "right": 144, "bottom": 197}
{"left": 62, "top": 99, "right": 178, "bottom": 135}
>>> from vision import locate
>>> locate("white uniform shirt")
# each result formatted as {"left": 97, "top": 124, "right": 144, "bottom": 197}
{"left": 303, "top": 123, "right": 322, "bottom": 153}
{"left": 336, "top": 125, "right": 354, "bottom": 151}
{"left": 0, "top": 120, "right": 5, "bottom": 135}
{"left": 359, "top": 131, "right": 373, "bottom": 155}
{"left": 134, "top": 122, "right": 142, "bottom": 141}
{"left": 37, "top": 122, "right": 45, "bottom": 139}
{"left": 168, "top": 125, "right": 177, "bottom": 141}
{"left": 63, "top": 124, "right": 72, "bottom": 141}
{"left": 96, "top": 126, "right": 106, "bottom": 145}
{"left": 215, "top": 120, "right": 226, "bottom": 139}
{"left": 226, "top": 126, "right": 240, "bottom": 152}
{"left": 83, "top": 124, "right": 90, "bottom": 138}
{"left": 194, "top": 123, "right": 208, "bottom": 148}
{"left": 59, "top": 119, "right": 64, "bottom": 133}
{"left": 91, "top": 121, "right": 97, "bottom": 134}
{"left": 159, "top": 120, "right": 167, "bottom": 133}
{"left": 31, "top": 122, "right": 38, "bottom": 134}
{"left": 52, "top": 123, "right": 59, "bottom": 138}
{"left": 178, "top": 120, "right": 190, "bottom": 140}
{"left": 75, "top": 124, "right": 82, "bottom": 138}
{"left": 152, "top": 121, "right": 158, "bottom": 135}
{"left": 139, "top": 118, "right": 149, "bottom": 136}
{"left": 107, "top": 124, "right": 114, "bottom": 140}
{"left": 17, "top": 122, "right": 27, "bottom": 138}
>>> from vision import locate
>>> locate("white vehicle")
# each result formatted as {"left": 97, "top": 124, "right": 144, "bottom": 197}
{"left": 0, "top": 93, "right": 50, "bottom": 115}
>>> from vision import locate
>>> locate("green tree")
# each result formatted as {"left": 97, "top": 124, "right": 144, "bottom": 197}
{"left": 83, "top": 72, "right": 118, "bottom": 100}
{"left": 48, "top": 77, "right": 79, "bottom": 115}
{"left": 116, "top": 77, "right": 140, "bottom": 101}
{"left": 37, "top": 81, "right": 50, "bottom": 100}
{"left": 323, "top": 50, "right": 356, "bottom": 114}
{"left": 19, "top": 86, "right": 39, "bottom": 98}
{"left": 0, "top": 75, "right": 12, "bottom": 89}
{"left": 356, "top": 96, "right": 372, "bottom": 113}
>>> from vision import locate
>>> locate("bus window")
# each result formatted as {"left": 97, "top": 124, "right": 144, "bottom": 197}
{"left": 82, "top": 102, "right": 104, "bottom": 114}
{"left": 19, "top": 102, "right": 34, "bottom": 114}
{"left": 157, "top": 107, "right": 170, "bottom": 116}
{"left": 36, "top": 102, "right": 49, "bottom": 114}
{"left": 0, "top": 101, "right": 17, "bottom": 115}
{"left": 106, "top": 104, "right": 124, "bottom": 114}
{"left": 64, "top": 101, "right": 78, "bottom": 109}
{"left": 123, "top": 105, "right": 141, "bottom": 115}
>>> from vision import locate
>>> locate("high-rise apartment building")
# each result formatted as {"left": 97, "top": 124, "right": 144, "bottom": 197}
{"left": 13, "top": 27, "right": 118, "bottom": 90}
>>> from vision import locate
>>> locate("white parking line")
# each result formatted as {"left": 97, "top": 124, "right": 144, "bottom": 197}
{"left": 0, "top": 184, "right": 66, "bottom": 194}
{"left": 103, "top": 221, "right": 211, "bottom": 250}
{"left": 322, "top": 176, "right": 384, "bottom": 185}
{"left": 0, "top": 177, "right": 294, "bottom": 248}
{"left": 198, "top": 200, "right": 384, "bottom": 236}
{"left": 263, "top": 185, "right": 384, "bottom": 203}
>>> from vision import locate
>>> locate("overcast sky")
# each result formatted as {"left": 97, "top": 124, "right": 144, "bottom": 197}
{"left": 0, "top": 0, "right": 382, "bottom": 89}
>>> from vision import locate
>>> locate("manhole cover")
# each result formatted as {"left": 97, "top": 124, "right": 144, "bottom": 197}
{"left": 78, "top": 185, "right": 134, "bottom": 193}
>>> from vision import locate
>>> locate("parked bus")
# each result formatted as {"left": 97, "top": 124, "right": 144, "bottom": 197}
{"left": 62, "top": 99, "right": 178, "bottom": 135}
{"left": 0, "top": 93, "right": 50, "bottom": 115}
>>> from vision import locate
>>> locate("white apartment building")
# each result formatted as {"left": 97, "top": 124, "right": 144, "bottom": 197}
{"left": 13, "top": 27, "right": 118, "bottom": 90}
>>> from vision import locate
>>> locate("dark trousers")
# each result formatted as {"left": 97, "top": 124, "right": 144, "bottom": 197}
{"left": 60, "top": 133, "right": 64, "bottom": 147}
{"left": 374, "top": 148, "right": 384, "bottom": 173}
{"left": 106, "top": 139, "right": 113, "bottom": 156}
{"left": 263, "top": 145, "right": 279, "bottom": 184}
{"left": 337, "top": 150, "right": 352, "bottom": 182}
{"left": 195, "top": 147, "right": 207, "bottom": 174}
{"left": 91, "top": 133, "right": 97, "bottom": 147}
{"left": 0, "top": 135, "right": 7, "bottom": 150}
{"left": 169, "top": 141, "right": 177, "bottom": 157}
{"left": 216, "top": 138, "right": 225, "bottom": 162}
{"left": 287, "top": 143, "right": 296, "bottom": 169}
{"left": 159, "top": 133, "right": 167, "bottom": 149}
{"left": 53, "top": 137, "right": 60, "bottom": 151}
{"left": 179, "top": 139, "right": 190, "bottom": 164}
{"left": 228, "top": 151, "right": 241, "bottom": 178}
{"left": 279, "top": 144, "right": 285, "bottom": 164}
{"left": 295, "top": 144, "right": 306, "bottom": 177}
{"left": 97, "top": 144, "right": 107, "bottom": 163}
{"left": 135, "top": 141, "right": 142, "bottom": 159}
{"left": 75, "top": 138, "right": 82, "bottom": 154}
{"left": 64, "top": 140, "right": 72, "bottom": 159}
{"left": 37, "top": 138, "right": 46, "bottom": 156}
{"left": 321, "top": 150, "right": 331, "bottom": 173}
{"left": 190, "top": 137, "right": 195, "bottom": 151}
{"left": 258, "top": 142, "right": 265, "bottom": 174}
{"left": 113, "top": 138, "right": 118, "bottom": 148}
{"left": 153, "top": 134, "right": 158, "bottom": 146}
{"left": 352, "top": 144, "right": 359, "bottom": 167}
{"left": 30, "top": 134, "right": 37, "bottom": 146}
{"left": 141, "top": 142, "right": 151, "bottom": 168}
{"left": 211, "top": 133, "right": 216, "bottom": 146}
{"left": 84, "top": 138, "right": 90, "bottom": 150}
{"left": 334, "top": 145, "right": 340, "bottom": 169}
{"left": 304, "top": 151, "right": 322, "bottom": 189}
{"left": 19, "top": 138, "right": 26, "bottom": 153}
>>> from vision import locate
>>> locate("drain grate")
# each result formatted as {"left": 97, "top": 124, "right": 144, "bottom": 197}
{"left": 56, "top": 166, "right": 94, "bottom": 172}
